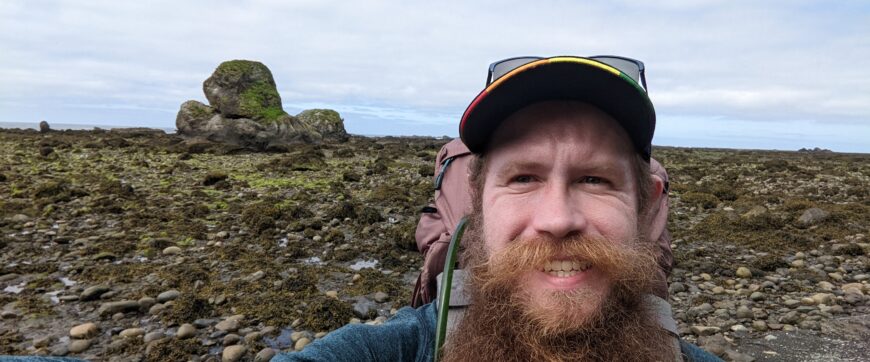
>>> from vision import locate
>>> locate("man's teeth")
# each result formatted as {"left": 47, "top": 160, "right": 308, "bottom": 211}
{"left": 541, "top": 260, "right": 591, "bottom": 277}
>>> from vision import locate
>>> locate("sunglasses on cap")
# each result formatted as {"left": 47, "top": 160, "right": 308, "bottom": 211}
{"left": 486, "top": 55, "right": 648, "bottom": 92}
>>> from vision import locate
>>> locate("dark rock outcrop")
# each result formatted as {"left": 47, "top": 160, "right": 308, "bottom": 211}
{"left": 39, "top": 120, "right": 50, "bottom": 133}
{"left": 176, "top": 60, "right": 348, "bottom": 151}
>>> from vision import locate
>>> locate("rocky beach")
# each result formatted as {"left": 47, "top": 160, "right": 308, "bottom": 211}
{"left": 0, "top": 127, "right": 868, "bottom": 361}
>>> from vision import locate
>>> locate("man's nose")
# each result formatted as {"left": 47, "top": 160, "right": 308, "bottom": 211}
{"left": 530, "top": 184, "right": 586, "bottom": 239}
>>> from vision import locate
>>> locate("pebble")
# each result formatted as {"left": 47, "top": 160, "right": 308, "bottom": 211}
{"left": 32, "top": 336, "right": 52, "bottom": 348}
{"left": 315, "top": 332, "right": 328, "bottom": 339}
{"left": 70, "top": 322, "right": 98, "bottom": 339}
{"left": 216, "top": 318, "right": 240, "bottom": 332}
{"left": 149, "top": 303, "right": 165, "bottom": 315}
{"left": 801, "top": 297, "right": 817, "bottom": 306}
{"left": 736, "top": 306, "right": 753, "bottom": 319}
{"left": 254, "top": 347, "right": 277, "bottom": 362}
{"left": 736, "top": 267, "right": 752, "bottom": 278}
{"left": 791, "top": 260, "right": 806, "bottom": 268}
{"left": 223, "top": 333, "right": 241, "bottom": 345}
{"left": 290, "top": 331, "right": 306, "bottom": 342}
{"left": 352, "top": 274, "right": 362, "bottom": 282}
{"left": 50, "top": 344, "right": 68, "bottom": 356}
{"left": 119, "top": 328, "right": 144, "bottom": 338}
{"left": 373, "top": 291, "right": 389, "bottom": 303}
{"left": 811, "top": 293, "right": 833, "bottom": 305}
{"left": 295, "top": 337, "right": 311, "bottom": 351}
{"left": 817, "top": 281, "right": 835, "bottom": 291}
{"left": 749, "top": 291, "right": 764, "bottom": 301}
{"left": 80, "top": 285, "right": 111, "bottom": 301}
{"left": 828, "top": 272, "right": 844, "bottom": 281}
{"left": 177, "top": 323, "right": 196, "bottom": 339}
{"left": 222, "top": 345, "right": 247, "bottom": 362}
{"left": 325, "top": 290, "right": 338, "bottom": 299}
{"left": 157, "top": 289, "right": 180, "bottom": 303}
{"left": 68, "top": 339, "right": 91, "bottom": 353}
{"left": 162, "top": 246, "right": 182, "bottom": 255}
{"left": 668, "top": 282, "right": 686, "bottom": 294}
{"left": 764, "top": 334, "right": 777, "bottom": 341}
{"left": 730, "top": 324, "right": 748, "bottom": 332}
{"left": 138, "top": 296, "right": 156, "bottom": 309}
{"left": 143, "top": 331, "right": 164, "bottom": 343}
{"left": 752, "top": 320, "right": 768, "bottom": 331}
{"left": 690, "top": 325, "right": 721, "bottom": 336}
{"left": 711, "top": 286, "right": 725, "bottom": 294}
{"left": 98, "top": 300, "right": 140, "bottom": 315}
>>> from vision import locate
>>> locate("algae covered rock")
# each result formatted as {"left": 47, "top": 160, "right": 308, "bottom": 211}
{"left": 203, "top": 60, "right": 283, "bottom": 121}
{"left": 297, "top": 109, "right": 349, "bottom": 142}
{"left": 176, "top": 60, "right": 325, "bottom": 150}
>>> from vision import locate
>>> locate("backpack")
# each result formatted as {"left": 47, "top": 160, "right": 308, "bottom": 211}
{"left": 411, "top": 139, "right": 675, "bottom": 307}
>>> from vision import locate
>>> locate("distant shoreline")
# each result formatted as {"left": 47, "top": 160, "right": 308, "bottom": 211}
{"left": 0, "top": 121, "right": 177, "bottom": 134}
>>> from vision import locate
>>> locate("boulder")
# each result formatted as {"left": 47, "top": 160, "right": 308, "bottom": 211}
{"left": 203, "top": 60, "right": 283, "bottom": 120}
{"left": 39, "top": 120, "right": 51, "bottom": 133}
{"left": 296, "top": 109, "right": 349, "bottom": 142}
{"left": 176, "top": 60, "right": 328, "bottom": 150}
{"left": 797, "top": 207, "right": 830, "bottom": 226}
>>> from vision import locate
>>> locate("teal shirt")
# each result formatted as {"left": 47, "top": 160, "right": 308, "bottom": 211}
{"left": 271, "top": 302, "right": 722, "bottom": 362}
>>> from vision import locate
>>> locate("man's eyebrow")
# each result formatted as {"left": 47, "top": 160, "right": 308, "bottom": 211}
{"left": 492, "top": 160, "right": 548, "bottom": 178}
{"left": 493, "top": 158, "right": 626, "bottom": 177}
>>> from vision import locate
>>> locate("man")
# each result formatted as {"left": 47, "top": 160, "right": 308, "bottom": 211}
{"left": 272, "top": 56, "right": 719, "bottom": 361}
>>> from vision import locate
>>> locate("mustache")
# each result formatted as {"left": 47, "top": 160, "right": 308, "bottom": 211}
{"left": 471, "top": 233, "right": 658, "bottom": 294}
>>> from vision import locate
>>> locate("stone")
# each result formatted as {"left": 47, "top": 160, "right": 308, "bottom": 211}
{"left": 325, "top": 290, "right": 338, "bottom": 299}
{"left": 736, "top": 306, "right": 753, "bottom": 319}
{"left": 690, "top": 325, "right": 721, "bottom": 336}
{"left": 203, "top": 60, "right": 281, "bottom": 119}
{"left": 784, "top": 299, "right": 801, "bottom": 308}
{"left": 817, "top": 281, "right": 835, "bottom": 291}
{"left": 828, "top": 272, "right": 844, "bottom": 281}
{"left": 296, "top": 109, "right": 349, "bottom": 142}
{"left": 801, "top": 297, "right": 817, "bottom": 306}
{"left": 39, "top": 120, "right": 51, "bottom": 133}
{"left": 842, "top": 283, "right": 865, "bottom": 294}
{"left": 791, "top": 260, "right": 806, "bottom": 268}
{"left": 752, "top": 320, "right": 768, "bottom": 331}
{"left": 290, "top": 331, "right": 306, "bottom": 342}
{"left": 157, "top": 289, "right": 181, "bottom": 303}
{"left": 779, "top": 311, "right": 800, "bottom": 324}
{"left": 223, "top": 333, "right": 241, "bottom": 345}
{"left": 254, "top": 347, "right": 277, "bottom": 362}
{"left": 749, "top": 291, "right": 764, "bottom": 301}
{"left": 11, "top": 214, "right": 30, "bottom": 222}
{"left": 119, "top": 328, "right": 144, "bottom": 338}
{"left": 711, "top": 286, "right": 725, "bottom": 294}
{"left": 149, "top": 303, "right": 165, "bottom": 315}
{"left": 736, "top": 267, "right": 752, "bottom": 278}
{"left": 216, "top": 318, "right": 240, "bottom": 332}
{"left": 98, "top": 300, "right": 140, "bottom": 315}
{"left": 811, "top": 293, "right": 833, "bottom": 305}
{"left": 50, "top": 344, "right": 69, "bottom": 356}
{"left": 373, "top": 291, "right": 389, "bottom": 303}
{"left": 80, "top": 285, "right": 110, "bottom": 301}
{"left": 70, "top": 322, "right": 98, "bottom": 339}
{"left": 68, "top": 339, "right": 91, "bottom": 353}
{"left": 798, "top": 207, "right": 830, "bottom": 226}
{"left": 33, "top": 335, "right": 52, "bottom": 348}
{"left": 315, "top": 332, "right": 327, "bottom": 339}
{"left": 352, "top": 297, "right": 377, "bottom": 318}
{"left": 177, "top": 323, "right": 196, "bottom": 339}
{"left": 295, "top": 337, "right": 311, "bottom": 351}
{"left": 143, "top": 331, "right": 164, "bottom": 343}
{"left": 222, "top": 345, "right": 247, "bottom": 362}
{"left": 138, "top": 297, "right": 156, "bottom": 309}
{"left": 162, "top": 246, "right": 182, "bottom": 255}
{"left": 244, "top": 331, "right": 262, "bottom": 344}
{"left": 668, "top": 282, "right": 686, "bottom": 294}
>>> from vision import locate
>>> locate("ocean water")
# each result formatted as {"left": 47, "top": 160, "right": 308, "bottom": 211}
{"left": 0, "top": 121, "right": 176, "bottom": 133}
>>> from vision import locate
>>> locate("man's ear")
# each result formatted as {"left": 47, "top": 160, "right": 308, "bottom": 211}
{"left": 646, "top": 174, "right": 668, "bottom": 242}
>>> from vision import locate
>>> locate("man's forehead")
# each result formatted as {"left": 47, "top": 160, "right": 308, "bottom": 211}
{"left": 485, "top": 101, "right": 635, "bottom": 158}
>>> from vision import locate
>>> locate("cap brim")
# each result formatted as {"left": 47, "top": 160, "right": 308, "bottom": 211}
{"left": 459, "top": 57, "right": 655, "bottom": 159}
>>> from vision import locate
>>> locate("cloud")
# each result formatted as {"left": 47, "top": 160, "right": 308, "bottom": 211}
{"left": 0, "top": 0, "right": 868, "bottom": 151}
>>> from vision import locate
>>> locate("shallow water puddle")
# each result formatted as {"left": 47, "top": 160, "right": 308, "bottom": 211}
{"left": 3, "top": 282, "right": 25, "bottom": 294}
{"left": 263, "top": 327, "right": 295, "bottom": 349}
{"left": 349, "top": 259, "right": 378, "bottom": 271}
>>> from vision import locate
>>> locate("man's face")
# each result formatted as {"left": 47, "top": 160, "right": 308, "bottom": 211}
{"left": 479, "top": 101, "right": 641, "bottom": 326}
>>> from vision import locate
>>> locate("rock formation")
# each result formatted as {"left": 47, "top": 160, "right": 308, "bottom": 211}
{"left": 176, "top": 60, "right": 348, "bottom": 150}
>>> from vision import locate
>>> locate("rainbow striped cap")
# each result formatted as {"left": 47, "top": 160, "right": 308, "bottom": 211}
{"left": 459, "top": 56, "right": 655, "bottom": 160}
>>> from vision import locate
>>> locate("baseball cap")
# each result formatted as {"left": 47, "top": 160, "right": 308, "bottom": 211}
{"left": 459, "top": 56, "right": 655, "bottom": 160}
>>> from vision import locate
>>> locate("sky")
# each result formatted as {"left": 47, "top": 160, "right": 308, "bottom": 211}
{"left": 1, "top": 0, "right": 869, "bottom": 153}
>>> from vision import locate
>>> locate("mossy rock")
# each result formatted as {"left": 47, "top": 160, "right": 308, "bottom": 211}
{"left": 297, "top": 109, "right": 349, "bottom": 142}
{"left": 203, "top": 60, "right": 286, "bottom": 122}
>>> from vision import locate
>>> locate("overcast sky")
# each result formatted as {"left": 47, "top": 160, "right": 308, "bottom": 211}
{"left": 1, "top": 0, "right": 869, "bottom": 152}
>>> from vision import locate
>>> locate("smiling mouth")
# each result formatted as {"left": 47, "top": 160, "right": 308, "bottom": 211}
{"left": 540, "top": 259, "right": 592, "bottom": 278}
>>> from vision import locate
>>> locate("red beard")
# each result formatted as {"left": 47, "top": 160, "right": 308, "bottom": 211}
{"left": 441, "top": 213, "right": 677, "bottom": 362}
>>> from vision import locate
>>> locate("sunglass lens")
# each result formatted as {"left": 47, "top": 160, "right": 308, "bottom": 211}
{"left": 489, "top": 57, "right": 542, "bottom": 85}
{"left": 591, "top": 56, "right": 642, "bottom": 85}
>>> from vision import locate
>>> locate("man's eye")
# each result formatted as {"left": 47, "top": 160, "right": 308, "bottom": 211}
{"left": 581, "top": 176, "right": 604, "bottom": 184}
{"left": 513, "top": 175, "right": 534, "bottom": 183}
